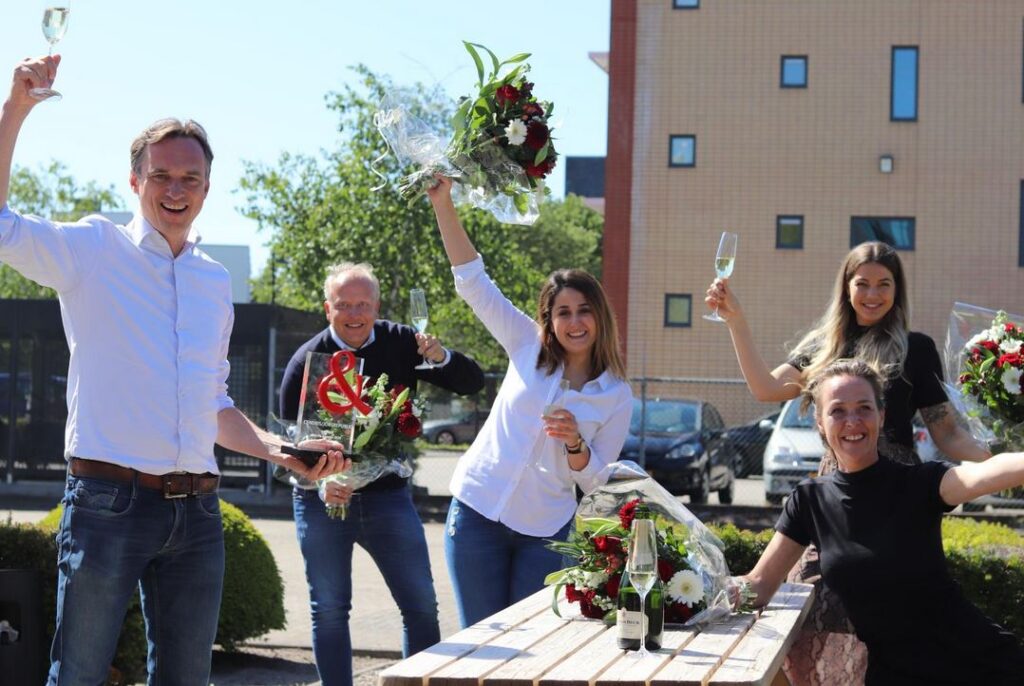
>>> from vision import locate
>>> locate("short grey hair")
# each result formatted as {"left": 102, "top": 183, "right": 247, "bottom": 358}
{"left": 323, "top": 262, "right": 380, "bottom": 301}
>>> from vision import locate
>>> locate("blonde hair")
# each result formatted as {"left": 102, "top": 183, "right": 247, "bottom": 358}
{"left": 536, "top": 269, "right": 627, "bottom": 380}
{"left": 790, "top": 241, "right": 909, "bottom": 384}
{"left": 323, "top": 262, "right": 380, "bottom": 301}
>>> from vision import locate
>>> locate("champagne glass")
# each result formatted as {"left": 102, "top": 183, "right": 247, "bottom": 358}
{"left": 410, "top": 288, "right": 434, "bottom": 370}
{"left": 703, "top": 231, "right": 738, "bottom": 323}
{"left": 30, "top": 3, "right": 71, "bottom": 102}
{"left": 626, "top": 518, "right": 658, "bottom": 658}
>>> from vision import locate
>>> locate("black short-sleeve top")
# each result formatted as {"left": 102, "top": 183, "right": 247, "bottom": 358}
{"left": 788, "top": 331, "right": 948, "bottom": 451}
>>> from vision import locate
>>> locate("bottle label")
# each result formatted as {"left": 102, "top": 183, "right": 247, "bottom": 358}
{"left": 617, "top": 608, "right": 643, "bottom": 639}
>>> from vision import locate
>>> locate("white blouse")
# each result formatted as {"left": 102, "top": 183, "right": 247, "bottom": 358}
{"left": 449, "top": 256, "right": 633, "bottom": 537}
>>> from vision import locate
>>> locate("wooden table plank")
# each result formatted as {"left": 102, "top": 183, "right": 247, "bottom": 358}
{"left": 380, "top": 590, "right": 553, "bottom": 686}
{"left": 650, "top": 614, "right": 756, "bottom": 686}
{"left": 706, "top": 583, "right": 815, "bottom": 686}
{"left": 594, "top": 627, "right": 698, "bottom": 686}
{"left": 483, "top": 618, "right": 608, "bottom": 686}
{"left": 538, "top": 625, "right": 622, "bottom": 686}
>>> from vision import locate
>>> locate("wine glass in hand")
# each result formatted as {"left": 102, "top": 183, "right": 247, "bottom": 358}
{"left": 410, "top": 288, "right": 434, "bottom": 370}
{"left": 703, "top": 231, "right": 738, "bottom": 322}
{"left": 30, "top": 3, "right": 70, "bottom": 101}
{"left": 626, "top": 518, "right": 658, "bottom": 658}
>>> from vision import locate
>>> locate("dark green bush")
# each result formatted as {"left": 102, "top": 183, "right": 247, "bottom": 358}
{"left": 4, "top": 499, "right": 284, "bottom": 681}
{"left": 711, "top": 517, "right": 1024, "bottom": 643}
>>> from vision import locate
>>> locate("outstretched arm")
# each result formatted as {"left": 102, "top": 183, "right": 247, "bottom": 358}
{"left": 737, "top": 532, "right": 807, "bottom": 608}
{"left": 940, "top": 452, "right": 1024, "bottom": 506}
{"left": 426, "top": 176, "right": 476, "bottom": 267}
{"left": 1, "top": 56, "right": 59, "bottom": 208}
{"left": 920, "top": 402, "right": 991, "bottom": 463}
{"left": 705, "top": 278, "right": 803, "bottom": 402}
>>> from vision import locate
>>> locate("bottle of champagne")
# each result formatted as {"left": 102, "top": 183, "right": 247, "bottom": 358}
{"left": 616, "top": 572, "right": 665, "bottom": 650}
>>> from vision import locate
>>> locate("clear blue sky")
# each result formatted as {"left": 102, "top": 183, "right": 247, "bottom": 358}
{"left": 3, "top": 1, "right": 611, "bottom": 274}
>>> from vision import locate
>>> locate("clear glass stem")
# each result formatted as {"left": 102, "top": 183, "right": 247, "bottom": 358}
{"left": 636, "top": 589, "right": 649, "bottom": 657}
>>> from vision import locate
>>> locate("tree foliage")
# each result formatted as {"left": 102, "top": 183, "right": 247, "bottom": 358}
{"left": 240, "top": 67, "right": 603, "bottom": 370}
{"left": 0, "top": 161, "right": 123, "bottom": 298}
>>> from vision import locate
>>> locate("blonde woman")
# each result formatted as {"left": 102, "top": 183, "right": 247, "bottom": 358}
{"left": 705, "top": 241, "right": 989, "bottom": 684}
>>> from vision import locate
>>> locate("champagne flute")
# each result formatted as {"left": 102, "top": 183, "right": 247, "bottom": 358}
{"left": 626, "top": 518, "right": 658, "bottom": 658}
{"left": 410, "top": 288, "right": 434, "bottom": 370}
{"left": 30, "top": 3, "right": 71, "bottom": 102}
{"left": 703, "top": 231, "right": 738, "bottom": 323}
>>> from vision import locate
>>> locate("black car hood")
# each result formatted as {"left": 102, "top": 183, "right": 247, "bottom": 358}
{"left": 620, "top": 431, "right": 700, "bottom": 458}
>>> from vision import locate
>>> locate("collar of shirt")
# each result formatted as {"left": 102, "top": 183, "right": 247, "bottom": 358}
{"left": 328, "top": 325, "right": 376, "bottom": 351}
{"left": 127, "top": 213, "right": 202, "bottom": 257}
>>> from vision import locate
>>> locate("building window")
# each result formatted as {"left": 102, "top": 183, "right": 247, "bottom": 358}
{"left": 891, "top": 46, "right": 919, "bottom": 121}
{"left": 669, "top": 135, "right": 696, "bottom": 167}
{"left": 664, "top": 294, "right": 692, "bottom": 328}
{"left": 673, "top": 0, "right": 699, "bottom": 8}
{"left": 850, "top": 217, "right": 915, "bottom": 250}
{"left": 776, "top": 215, "right": 804, "bottom": 249}
{"left": 780, "top": 56, "right": 808, "bottom": 88}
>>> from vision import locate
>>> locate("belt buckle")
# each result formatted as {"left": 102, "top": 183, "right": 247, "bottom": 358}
{"left": 162, "top": 473, "right": 192, "bottom": 499}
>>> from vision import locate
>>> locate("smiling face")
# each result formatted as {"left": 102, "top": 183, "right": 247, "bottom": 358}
{"left": 816, "top": 374, "right": 884, "bottom": 471}
{"left": 550, "top": 287, "right": 598, "bottom": 363}
{"left": 847, "top": 262, "right": 896, "bottom": 327}
{"left": 129, "top": 136, "right": 210, "bottom": 251}
{"left": 324, "top": 274, "right": 380, "bottom": 349}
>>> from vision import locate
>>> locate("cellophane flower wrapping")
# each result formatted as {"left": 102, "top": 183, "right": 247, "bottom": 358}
{"left": 944, "top": 302, "right": 1024, "bottom": 500}
{"left": 374, "top": 43, "right": 556, "bottom": 225}
{"left": 545, "top": 461, "right": 734, "bottom": 627}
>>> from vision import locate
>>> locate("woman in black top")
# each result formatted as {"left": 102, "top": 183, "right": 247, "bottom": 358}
{"left": 737, "top": 359, "right": 1024, "bottom": 686}
{"left": 705, "top": 241, "right": 990, "bottom": 684}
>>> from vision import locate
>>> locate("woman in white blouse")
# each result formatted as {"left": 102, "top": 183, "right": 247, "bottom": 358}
{"left": 427, "top": 177, "right": 634, "bottom": 627}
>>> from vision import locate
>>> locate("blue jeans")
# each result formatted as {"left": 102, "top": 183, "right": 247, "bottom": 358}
{"left": 48, "top": 473, "right": 225, "bottom": 686}
{"left": 444, "top": 498, "right": 571, "bottom": 628}
{"left": 293, "top": 486, "right": 440, "bottom": 686}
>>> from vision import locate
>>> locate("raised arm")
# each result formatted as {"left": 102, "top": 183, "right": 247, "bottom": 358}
{"left": 705, "top": 278, "right": 803, "bottom": 402}
{"left": 738, "top": 531, "right": 807, "bottom": 607}
{"left": 1, "top": 56, "right": 59, "bottom": 207}
{"left": 426, "top": 176, "right": 476, "bottom": 267}
{"left": 920, "top": 402, "right": 991, "bottom": 463}
{"left": 939, "top": 452, "right": 1024, "bottom": 506}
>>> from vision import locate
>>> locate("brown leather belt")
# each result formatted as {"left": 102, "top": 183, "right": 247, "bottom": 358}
{"left": 70, "top": 457, "right": 219, "bottom": 499}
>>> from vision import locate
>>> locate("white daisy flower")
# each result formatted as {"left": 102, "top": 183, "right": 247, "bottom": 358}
{"left": 504, "top": 119, "right": 528, "bottom": 146}
{"left": 1001, "top": 366, "right": 1022, "bottom": 395}
{"left": 667, "top": 569, "right": 704, "bottom": 607}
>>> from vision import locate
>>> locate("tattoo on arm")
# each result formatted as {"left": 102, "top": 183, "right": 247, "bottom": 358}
{"left": 920, "top": 402, "right": 952, "bottom": 426}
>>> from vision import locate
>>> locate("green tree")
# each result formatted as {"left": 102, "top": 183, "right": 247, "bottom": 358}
{"left": 0, "top": 161, "right": 123, "bottom": 298}
{"left": 240, "top": 67, "right": 603, "bottom": 370}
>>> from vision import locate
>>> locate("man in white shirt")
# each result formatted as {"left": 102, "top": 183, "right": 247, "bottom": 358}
{"left": 0, "top": 55, "right": 347, "bottom": 685}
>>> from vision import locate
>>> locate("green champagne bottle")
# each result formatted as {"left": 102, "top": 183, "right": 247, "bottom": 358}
{"left": 616, "top": 571, "right": 665, "bottom": 651}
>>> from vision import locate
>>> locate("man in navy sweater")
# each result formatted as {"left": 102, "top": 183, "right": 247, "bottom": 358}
{"left": 280, "top": 261, "right": 484, "bottom": 685}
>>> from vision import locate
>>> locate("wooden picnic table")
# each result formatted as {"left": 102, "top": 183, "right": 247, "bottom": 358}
{"left": 379, "top": 582, "right": 815, "bottom": 686}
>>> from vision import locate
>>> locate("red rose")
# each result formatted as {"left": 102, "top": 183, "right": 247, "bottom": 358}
{"left": 981, "top": 340, "right": 1000, "bottom": 353}
{"left": 1006, "top": 323, "right": 1018, "bottom": 333}
{"left": 605, "top": 573, "right": 621, "bottom": 599}
{"left": 578, "top": 598, "right": 605, "bottom": 619}
{"left": 959, "top": 373, "right": 971, "bottom": 384}
{"left": 522, "top": 102, "right": 544, "bottom": 118}
{"left": 658, "top": 560, "right": 675, "bottom": 583}
{"left": 565, "top": 584, "right": 583, "bottom": 603}
{"left": 496, "top": 84, "right": 520, "bottom": 106}
{"left": 593, "top": 535, "right": 623, "bottom": 555}
{"left": 998, "top": 353, "right": 1022, "bottom": 368}
{"left": 619, "top": 499, "right": 641, "bottom": 529}
{"left": 666, "top": 601, "right": 695, "bottom": 623}
{"left": 396, "top": 413, "right": 421, "bottom": 438}
{"left": 525, "top": 121, "right": 550, "bottom": 150}
{"left": 525, "top": 158, "right": 556, "bottom": 178}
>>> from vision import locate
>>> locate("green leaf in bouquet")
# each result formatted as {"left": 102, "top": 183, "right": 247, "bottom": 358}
{"left": 354, "top": 425, "right": 376, "bottom": 450}
{"left": 463, "top": 41, "right": 486, "bottom": 86}
{"left": 500, "top": 52, "right": 531, "bottom": 68}
{"left": 533, "top": 141, "right": 550, "bottom": 165}
{"left": 577, "top": 516, "right": 622, "bottom": 534}
{"left": 551, "top": 583, "right": 565, "bottom": 617}
{"left": 470, "top": 42, "right": 502, "bottom": 80}
{"left": 513, "top": 192, "right": 529, "bottom": 216}
{"left": 980, "top": 356, "right": 997, "bottom": 373}
{"left": 544, "top": 568, "right": 571, "bottom": 586}
{"left": 385, "top": 386, "right": 410, "bottom": 423}
{"left": 602, "top": 609, "right": 617, "bottom": 626}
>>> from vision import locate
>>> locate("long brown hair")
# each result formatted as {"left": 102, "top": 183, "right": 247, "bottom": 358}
{"left": 791, "top": 241, "right": 909, "bottom": 383}
{"left": 536, "top": 269, "right": 627, "bottom": 380}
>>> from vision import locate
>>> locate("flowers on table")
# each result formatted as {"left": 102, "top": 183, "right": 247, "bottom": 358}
{"left": 375, "top": 42, "right": 558, "bottom": 225}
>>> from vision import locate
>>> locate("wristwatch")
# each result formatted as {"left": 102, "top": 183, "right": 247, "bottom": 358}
{"left": 565, "top": 437, "right": 586, "bottom": 455}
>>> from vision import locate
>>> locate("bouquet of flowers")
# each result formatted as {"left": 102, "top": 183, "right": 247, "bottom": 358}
{"left": 945, "top": 302, "right": 1024, "bottom": 500}
{"left": 543, "top": 462, "right": 734, "bottom": 627}
{"left": 314, "top": 364, "right": 424, "bottom": 519}
{"left": 375, "top": 41, "right": 558, "bottom": 225}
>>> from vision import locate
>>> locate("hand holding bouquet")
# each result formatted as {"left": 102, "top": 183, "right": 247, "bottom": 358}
{"left": 376, "top": 42, "right": 558, "bottom": 225}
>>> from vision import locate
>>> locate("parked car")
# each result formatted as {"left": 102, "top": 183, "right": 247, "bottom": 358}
{"left": 421, "top": 409, "right": 488, "bottom": 445}
{"left": 726, "top": 410, "right": 780, "bottom": 477}
{"left": 618, "top": 398, "right": 739, "bottom": 504}
{"left": 763, "top": 399, "right": 824, "bottom": 504}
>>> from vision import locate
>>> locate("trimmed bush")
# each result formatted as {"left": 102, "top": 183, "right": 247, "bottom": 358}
{"left": 711, "top": 517, "right": 1024, "bottom": 644}
{"left": 3, "top": 499, "right": 284, "bottom": 681}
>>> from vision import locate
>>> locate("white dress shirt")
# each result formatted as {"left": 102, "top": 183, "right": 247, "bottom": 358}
{"left": 450, "top": 256, "right": 633, "bottom": 537}
{"left": 0, "top": 205, "right": 234, "bottom": 475}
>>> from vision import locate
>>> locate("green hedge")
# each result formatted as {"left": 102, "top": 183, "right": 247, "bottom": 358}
{"left": 3, "top": 500, "right": 284, "bottom": 682}
{"left": 709, "top": 518, "right": 1024, "bottom": 643}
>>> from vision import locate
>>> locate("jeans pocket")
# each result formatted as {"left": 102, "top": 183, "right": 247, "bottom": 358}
{"left": 66, "top": 477, "right": 133, "bottom": 516}
{"left": 195, "top": 493, "right": 222, "bottom": 518}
